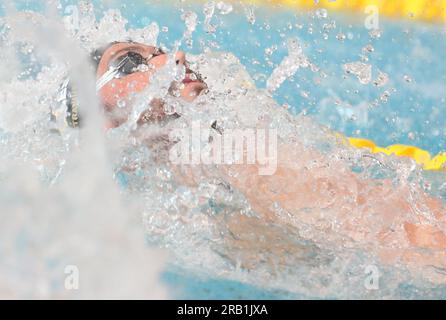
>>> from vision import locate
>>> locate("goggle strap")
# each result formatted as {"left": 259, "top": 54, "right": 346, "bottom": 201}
{"left": 96, "top": 55, "right": 130, "bottom": 91}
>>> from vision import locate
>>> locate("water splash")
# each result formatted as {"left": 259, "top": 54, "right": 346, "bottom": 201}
{"left": 244, "top": 5, "right": 256, "bottom": 25}
{"left": 181, "top": 11, "right": 197, "bottom": 48}
{"left": 374, "top": 70, "right": 389, "bottom": 87}
{"left": 1, "top": 2, "right": 445, "bottom": 300}
{"left": 216, "top": 1, "right": 233, "bottom": 15}
{"left": 203, "top": 1, "right": 217, "bottom": 34}
{"left": 343, "top": 61, "right": 372, "bottom": 85}
{"left": 0, "top": 6, "right": 166, "bottom": 299}
{"left": 266, "top": 38, "right": 312, "bottom": 92}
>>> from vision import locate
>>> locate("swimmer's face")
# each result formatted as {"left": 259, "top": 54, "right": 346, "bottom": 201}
{"left": 96, "top": 42, "right": 207, "bottom": 127}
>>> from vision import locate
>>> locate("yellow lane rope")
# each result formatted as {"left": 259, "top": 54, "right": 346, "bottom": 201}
{"left": 244, "top": 0, "right": 446, "bottom": 23}
{"left": 347, "top": 137, "right": 446, "bottom": 170}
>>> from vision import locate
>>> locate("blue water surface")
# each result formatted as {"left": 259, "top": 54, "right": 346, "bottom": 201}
{"left": 2, "top": 0, "right": 446, "bottom": 299}
{"left": 3, "top": 0, "right": 445, "bottom": 154}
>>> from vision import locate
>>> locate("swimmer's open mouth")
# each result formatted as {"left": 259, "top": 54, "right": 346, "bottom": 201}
{"left": 182, "top": 77, "right": 195, "bottom": 84}
{"left": 174, "top": 65, "right": 208, "bottom": 98}
{"left": 183, "top": 64, "right": 206, "bottom": 86}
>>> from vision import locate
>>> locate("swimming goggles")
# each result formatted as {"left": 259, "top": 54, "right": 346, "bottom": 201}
{"left": 58, "top": 45, "right": 204, "bottom": 129}
{"left": 57, "top": 47, "right": 164, "bottom": 128}
{"left": 96, "top": 48, "right": 165, "bottom": 91}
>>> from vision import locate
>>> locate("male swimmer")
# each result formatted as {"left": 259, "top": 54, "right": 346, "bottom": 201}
{"left": 61, "top": 41, "right": 446, "bottom": 283}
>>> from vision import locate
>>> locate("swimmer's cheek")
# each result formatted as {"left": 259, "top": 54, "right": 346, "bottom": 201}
{"left": 404, "top": 222, "right": 446, "bottom": 250}
{"left": 100, "top": 72, "right": 152, "bottom": 104}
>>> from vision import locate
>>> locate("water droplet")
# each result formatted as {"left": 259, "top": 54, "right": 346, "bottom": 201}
{"left": 323, "top": 21, "right": 336, "bottom": 32}
{"left": 117, "top": 100, "right": 126, "bottom": 109}
{"left": 403, "top": 75, "right": 412, "bottom": 83}
{"left": 380, "top": 90, "right": 391, "bottom": 103}
{"left": 362, "top": 44, "right": 374, "bottom": 54}
{"left": 300, "top": 91, "right": 310, "bottom": 99}
{"left": 264, "top": 45, "right": 277, "bottom": 56}
{"left": 181, "top": 11, "right": 198, "bottom": 38}
{"left": 164, "top": 102, "right": 178, "bottom": 115}
{"left": 266, "top": 38, "right": 312, "bottom": 92}
{"left": 203, "top": 1, "right": 216, "bottom": 34}
{"left": 137, "top": 64, "right": 150, "bottom": 72}
{"left": 373, "top": 71, "right": 389, "bottom": 87}
{"left": 336, "top": 33, "right": 346, "bottom": 41}
{"left": 245, "top": 7, "right": 256, "bottom": 25}
{"left": 343, "top": 61, "right": 372, "bottom": 85}
{"left": 216, "top": 1, "right": 233, "bottom": 15}
{"left": 315, "top": 8, "right": 328, "bottom": 19}
{"left": 203, "top": 1, "right": 215, "bottom": 17}
{"left": 369, "top": 29, "right": 382, "bottom": 39}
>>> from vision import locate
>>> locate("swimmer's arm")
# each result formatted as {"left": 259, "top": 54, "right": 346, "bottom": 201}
{"left": 218, "top": 143, "right": 446, "bottom": 280}
{"left": 172, "top": 141, "right": 446, "bottom": 281}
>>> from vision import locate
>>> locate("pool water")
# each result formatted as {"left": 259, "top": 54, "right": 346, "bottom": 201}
{"left": 109, "top": 1, "right": 445, "bottom": 298}
{"left": 49, "top": 0, "right": 446, "bottom": 155}
{"left": 6, "top": 0, "right": 445, "bottom": 153}
{"left": 1, "top": 0, "right": 445, "bottom": 299}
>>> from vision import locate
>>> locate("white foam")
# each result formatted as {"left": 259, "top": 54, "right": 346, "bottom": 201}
{"left": 0, "top": 3, "right": 444, "bottom": 299}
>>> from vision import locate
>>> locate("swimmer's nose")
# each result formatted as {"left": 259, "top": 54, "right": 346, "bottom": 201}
{"left": 175, "top": 51, "right": 186, "bottom": 66}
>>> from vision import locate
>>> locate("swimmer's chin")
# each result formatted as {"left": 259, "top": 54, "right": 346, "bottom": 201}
{"left": 180, "top": 82, "right": 208, "bottom": 102}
